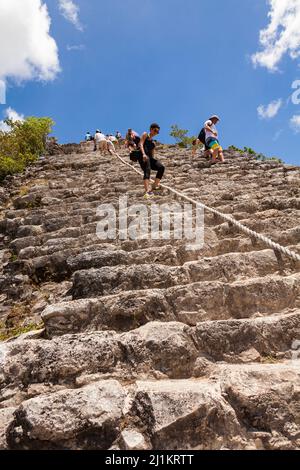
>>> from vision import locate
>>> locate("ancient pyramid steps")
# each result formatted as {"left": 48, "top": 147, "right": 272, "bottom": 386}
{"left": 1, "top": 313, "right": 300, "bottom": 394}
{"left": 39, "top": 272, "right": 300, "bottom": 337}
{"left": 0, "top": 144, "right": 300, "bottom": 450}
{"left": 2, "top": 358, "right": 300, "bottom": 450}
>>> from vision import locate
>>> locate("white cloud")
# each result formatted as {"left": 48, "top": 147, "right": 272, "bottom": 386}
{"left": 0, "top": 0, "right": 60, "bottom": 84}
{"left": 290, "top": 114, "right": 300, "bottom": 132}
{"left": 0, "top": 107, "right": 24, "bottom": 132}
{"left": 67, "top": 44, "right": 85, "bottom": 51}
{"left": 5, "top": 107, "right": 24, "bottom": 122}
{"left": 0, "top": 122, "right": 10, "bottom": 133}
{"left": 0, "top": 79, "right": 6, "bottom": 104}
{"left": 252, "top": 0, "right": 300, "bottom": 71}
{"left": 257, "top": 99, "right": 283, "bottom": 119}
{"left": 58, "top": 0, "right": 83, "bottom": 31}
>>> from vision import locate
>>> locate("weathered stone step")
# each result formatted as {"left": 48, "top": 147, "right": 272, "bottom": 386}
{"left": 19, "top": 245, "right": 179, "bottom": 283}
{"left": 15, "top": 228, "right": 210, "bottom": 259}
{"left": 2, "top": 312, "right": 299, "bottom": 394}
{"left": 2, "top": 360, "right": 300, "bottom": 450}
{"left": 41, "top": 273, "right": 300, "bottom": 336}
{"left": 4, "top": 211, "right": 300, "bottom": 266}
{"left": 9, "top": 209, "right": 299, "bottom": 259}
{"left": 3, "top": 199, "right": 299, "bottom": 252}
{"left": 169, "top": 168, "right": 298, "bottom": 184}
{"left": 2, "top": 167, "right": 299, "bottom": 217}
{"left": 269, "top": 226, "right": 300, "bottom": 246}
{"left": 11, "top": 236, "right": 299, "bottom": 285}
{"left": 67, "top": 245, "right": 178, "bottom": 271}
{"left": 14, "top": 215, "right": 299, "bottom": 266}
{"left": 70, "top": 249, "right": 290, "bottom": 298}
{"left": 236, "top": 213, "right": 300, "bottom": 233}
{"left": 4, "top": 201, "right": 105, "bottom": 220}
{"left": 5, "top": 380, "right": 128, "bottom": 450}
{"left": 0, "top": 322, "right": 197, "bottom": 392}
{"left": 201, "top": 209, "right": 298, "bottom": 229}
{"left": 233, "top": 198, "right": 300, "bottom": 213}
{"left": 167, "top": 164, "right": 284, "bottom": 178}
{"left": 195, "top": 309, "right": 300, "bottom": 361}
{"left": 9, "top": 176, "right": 142, "bottom": 208}
{"left": 165, "top": 273, "right": 300, "bottom": 322}
{"left": 215, "top": 222, "right": 300, "bottom": 247}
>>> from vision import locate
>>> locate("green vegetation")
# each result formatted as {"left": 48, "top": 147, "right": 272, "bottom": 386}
{"left": 228, "top": 145, "right": 283, "bottom": 164}
{"left": 170, "top": 125, "right": 198, "bottom": 148}
{"left": 0, "top": 116, "right": 54, "bottom": 181}
{"left": 0, "top": 302, "right": 44, "bottom": 341}
{"left": 10, "top": 253, "right": 18, "bottom": 262}
{"left": 0, "top": 322, "right": 44, "bottom": 341}
{"left": 229, "top": 145, "right": 256, "bottom": 155}
{"left": 261, "top": 355, "right": 278, "bottom": 364}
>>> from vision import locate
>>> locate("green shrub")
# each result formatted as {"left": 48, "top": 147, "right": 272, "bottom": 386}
{"left": 243, "top": 146, "right": 256, "bottom": 155}
{"left": 228, "top": 145, "right": 283, "bottom": 164}
{"left": 228, "top": 145, "right": 242, "bottom": 152}
{"left": 0, "top": 116, "right": 54, "bottom": 181}
{"left": 268, "top": 156, "right": 283, "bottom": 164}
{"left": 170, "top": 124, "right": 197, "bottom": 148}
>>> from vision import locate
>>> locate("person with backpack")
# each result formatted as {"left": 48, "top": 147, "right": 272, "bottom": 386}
{"left": 192, "top": 128, "right": 212, "bottom": 159}
{"left": 125, "top": 129, "right": 140, "bottom": 150}
{"left": 204, "top": 115, "right": 224, "bottom": 163}
{"left": 138, "top": 123, "right": 165, "bottom": 199}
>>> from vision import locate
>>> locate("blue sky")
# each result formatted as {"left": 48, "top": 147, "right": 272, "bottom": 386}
{"left": 1, "top": 0, "right": 300, "bottom": 164}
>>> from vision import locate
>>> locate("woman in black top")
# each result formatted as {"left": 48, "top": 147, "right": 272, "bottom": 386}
{"left": 139, "top": 123, "right": 165, "bottom": 199}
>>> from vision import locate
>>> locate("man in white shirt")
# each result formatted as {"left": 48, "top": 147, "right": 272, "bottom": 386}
{"left": 204, "top": 115, "right": 224, "bottom": 163}
{"left": 94, "top": 130, "right": 108, "bottom": 152}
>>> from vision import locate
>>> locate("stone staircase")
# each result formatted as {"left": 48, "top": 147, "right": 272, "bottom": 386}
{"left": 0, "top": 143, "right": 300, "bottom": 450}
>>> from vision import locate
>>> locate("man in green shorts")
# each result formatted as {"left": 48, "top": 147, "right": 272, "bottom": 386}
{"left": 204, "top": 115, "right": 225, "bottom": 163}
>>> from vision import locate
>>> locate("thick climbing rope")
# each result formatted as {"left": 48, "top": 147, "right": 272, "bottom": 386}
{"left": 113, "top": 151, "right": 300, "bottom": 263}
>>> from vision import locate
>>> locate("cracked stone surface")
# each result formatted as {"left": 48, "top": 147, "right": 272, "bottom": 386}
{"left": 0, "top": 143, "right": 300, "bottom": 449}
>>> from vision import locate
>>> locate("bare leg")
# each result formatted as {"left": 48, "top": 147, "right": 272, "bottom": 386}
{"left": 218, "top": 149, "right": 225, "bottom": 163}
{"left": 204, "top": 149, "right": 213, "bottom": 159}
{"left": 211, "top": 148, "right": 219, "bottom": 163}
{"left": 144, "top": 179, "right": 151, "bottom": 192}
{"left": 152, "top": 178, "right": 161, "bottom": 189}
{"left": 99, "top": 141, "right": 105, "bottom": 154}
{"left": 107, "top": 141, "right": 115, "bottom": 155}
